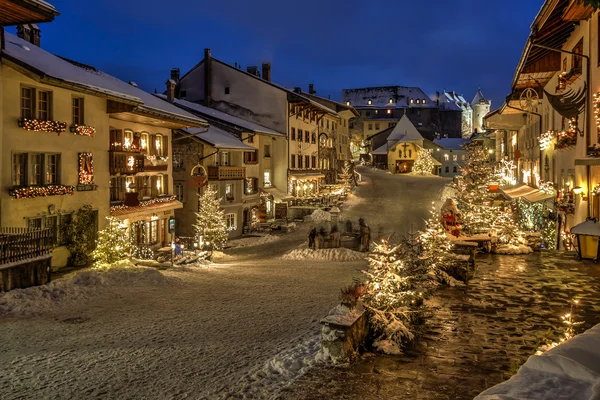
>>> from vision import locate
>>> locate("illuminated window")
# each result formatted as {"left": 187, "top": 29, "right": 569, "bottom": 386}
{"left": 225, "top": 183, "right": 233, "bottom": 200}
{"left": 140, "top": 132, "right": 149, "bottom": 153}
{"left": 452, "top": 154, "right": 458, "bottom": 161}
{"left": 416, "top": 99, "right": 420, "bottom": 104}
{"left": 346, "top": 101, "right": 351, "bottom": 106}
{"left": 410, "top": 98, "right": 414, "bottom": 104}
{"left": 422, "top": 99, "right": 426, "bottom": 104}
{"left": 444, "top": 154, "right": 449, "bottom": 161}
{"left": 225, "top": 213, "right": 236, "bottom": 230}
{"left": 387, "top": 109, "right": 391, "bottom": 115}
{"left": 389, "top": 98, "right": 393, "bottom": 104}
{"left": 367, "top": 99, "right": 372, "bottom": 105}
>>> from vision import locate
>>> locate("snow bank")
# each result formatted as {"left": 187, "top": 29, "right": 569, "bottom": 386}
{"left": 475, "top": 323, "right": 600, "bottom": 400}
{"left": 227, "top": 234, "right": 281, "bottom": 249}
{"left": 305, "top": 209, "right": 331, "bottom": 223}
{"left": 495, "top": 244, "right": 533, "bottom": 255}
{"left": 282, "top": 248, "right": 366, "bottom": 262}
{"left": 0, "top": 261, "right": 174, "bottom": 316}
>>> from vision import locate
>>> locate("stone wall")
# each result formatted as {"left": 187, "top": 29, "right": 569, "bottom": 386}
{"left": 320, "top": 303, "right": 370, "bottom": 363}
{"left": 0, "top": 255, "right": 52, "bottom": 291}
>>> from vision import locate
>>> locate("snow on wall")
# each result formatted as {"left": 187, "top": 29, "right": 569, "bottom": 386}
{"left": 282, "top": 248, "right": 366, "bottom": 262}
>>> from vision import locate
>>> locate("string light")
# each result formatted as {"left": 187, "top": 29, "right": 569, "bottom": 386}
{"left": 78, "top": 152, "right": 94, "bottom": 185}
{"left": 538, "top": 131, "right": 555, "bottom": 151}
{"left": 9, "top": 184, "right": 75, "bottom": 199}
{"left": 18, "top": 118, "right": 67, "bottom": 135}
{"left": 110, "top": 195, "right": 177, "bottom": 212}
{"left": 70, "top": 125, "right": 96, "bottom": 137}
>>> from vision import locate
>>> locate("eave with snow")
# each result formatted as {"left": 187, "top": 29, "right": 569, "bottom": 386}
{"left": 0, "top": 0, "right": 59, "bottom": 26}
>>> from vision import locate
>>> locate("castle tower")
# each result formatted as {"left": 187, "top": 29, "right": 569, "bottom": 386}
{"left": 471, "top": 88, "right": 491, "bottom": 134}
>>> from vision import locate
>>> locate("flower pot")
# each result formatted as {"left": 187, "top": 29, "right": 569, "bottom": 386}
{"left": 488, "top": 184, "right": 499, "bottom": 193}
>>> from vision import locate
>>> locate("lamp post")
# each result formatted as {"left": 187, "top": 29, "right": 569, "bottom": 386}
{"left": 171, "top": 241, "right": 175, "bottom": 267}
{"left": 194, "top": 242, "right": 198, "bottom": 256}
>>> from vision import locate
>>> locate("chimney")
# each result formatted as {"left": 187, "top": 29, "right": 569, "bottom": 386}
{"left": 30, "top": 24, "right": 40, "bottom": 47}
{"left": 436, "top": 91, "right": 440, "bottom": 106}
{"left": 17, "top": 24, "right": 32, "bottom": 43}
{"left": 308, "top": 83, "right": 316, "bottom": 94}
{"left": 170, "top": 68, "right": 180, "bottom": 82}
{"left": 262, "top": 62, "right": 271, "bottom": 82}
{"left": 204, "top": 48, "right": 212, "bottom": 107}
{"left": 293, "top": 87, "right": 302, "bottom": 94}
{"left": 166, "top": 79, "right": 176, "bottom": 103}
{"left": 246, "top": 66, "right": 260, "bottom": 77}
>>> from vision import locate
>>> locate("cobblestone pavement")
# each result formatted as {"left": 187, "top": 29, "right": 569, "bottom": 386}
{"left": 279, "top": 251, "right": 600, "bottom": 400}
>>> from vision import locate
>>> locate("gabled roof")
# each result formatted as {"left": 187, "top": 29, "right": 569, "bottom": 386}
{"left": 366, "top": 125, "right": 395, "bottom": 141}
{"left": 301, "top": 92, "right": 359, "bottom": 117}
{"left": 2, "top": 33, "right": 207, "bottom": 128}
{"left": 183, "top": 126, "right": 254, "bottom": 150}
{"left": 372, "top": 143, "right": 388, "bottom": 155}
{"left": 472, "top": 89, "right": 488, "bottom": 105}
{"left": 341, "top": 86, "right": 436, "bottom": 109}
{"left": 180, "top": 56, "right": 339, "bottom": 118}
{"left": 154, "top": 94, "right": 284, "bottom": 136}
{"left": 434, "top": 138, "right": 470, "bottom": 150}
{"left": 387, "top": 115, "right": 424, "bottom": 143}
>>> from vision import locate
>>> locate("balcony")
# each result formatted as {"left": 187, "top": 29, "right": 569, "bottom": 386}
{"left": 144, "top": 156, "right": 168, "bottom": 172}
{"left": 109, "top": 153, "right": 145, "bottom": 175}
{"left": 208, "top": 166, "right": 245, "bottom": 180}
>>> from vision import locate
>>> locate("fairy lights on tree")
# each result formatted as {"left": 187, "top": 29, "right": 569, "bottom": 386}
{"left": 92, "top": 216, "right": 131, "bottom": 267}
{"left": 411, "top": 148, "right": 436, "bottom": 175}
{"left": 194, "top": 186, "right": 228, "bottom": 254}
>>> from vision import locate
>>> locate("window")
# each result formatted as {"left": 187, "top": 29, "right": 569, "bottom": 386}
{"left": 375, "top": 123, "right": 380, "bottom": 130}
{"left": 209, "top": 183, "right": 218, "bottom": 197}
{"left": 173, "top": 149, "right": 184, "bottom": 169}
{"left": 225, "top": 87, "right": 230, "bottom": 94}
{"left": 21, "top": 87, "right": 34, "bottom": 119}
{"left": 264, "top": 145, "right": 271, "bottom": 158}
{"left": 110, "top": 176, "right": 125, "bottom": 201}
{"left": 305, "top": 130, "right": 310, "bottom": 142}
{"left": 247, "top": 134, "right": 254, "bottom": 143}
{"left": 180, "top": 90, "right": 187, "bottom": 99}
{"left": 46, "top": 154, "right": 59, "bottom": 184}
{"left": 225, "top": 183, "right": 234, "bottom": 200}
{"left": 367, "top": 99, "right": 372, "bottom": 105}
{"left": 311, "top": 155, "right": 316, "bottom": 168}
{"left": 311, "top": 132, "right": 316, "bottom": 144}
{"left": 452, "top": 154, "right": 458, "bottom": 161}
{"left": 291, "top": 154, "right": 296, "bottom": 168}
{"left": 291, "top": 127, "right": 296, "bottom": 141}
{"left": 389, "top": 98, "right": 393, "bottom": 104}
{"left": 264, "top": 170, "right": 272, "bottom": 186}
{"left": 461, "top": 155, "right": 466, "bottom": 161}
{"left": 37, "top": 90, "right": 51, "bottom": 120}
{"left": 375, "top": 110, "right": 379, "bottom": 115}
{"left": 416, "top": 99, "right": 420, "bottom": 104}
{"left": 572, "top": 38, "right": 583, "bottom": 71}
{"left": 346, "top": 101, "right": 351, "bottom": 106}
{"left": 220, "top": 151, "right": 231, "bottom": 166}
{"left": 13, "top": 153, "right": 26, "bottom": 186}
{"left": 72, "top": 97, "right": 84, "bottom": 125}
{"left": 422, "top": 99, "right": 426, "bottom": 104}
{"left": 245, "top": 177, "right": 259, "bottom": 194}
{"left": 305, "top": 155, "right": 310, "bottom": 168}
{"left": 26, "top": 213, "right": 74, "bottom": 246}
{"left": 445, "top": 166, "right": 449, "bottom": 173}
{"left": 124, "top": 130, "right": 134, "bottom": 150}
{"left": 175, "top": 182, "right": 184, "bottom": 202}
{"left": 30, "top": 154, "right": 43, "bottom": 185}
{"left": 298, "top": 155, "right": 303, "bottom": 168}
{"left": 387, "top": 109, "right": 391, "bottom": 115}
{"left": 156, "top": 174, "right": 166, "bottom": 195}
{"left": 453, "top": 166, "right": 457, "bottom": 173}
{"left": 410, "top": 98, "right": 414, "bottom": 104}
{"left": 366, "top": 110, "right": 371, "bottom": 117}
{"left": 368, "top": 123, "right": 373, "bottom": 130}
{"left": 225, "top": 213, "right": 236, "bottom": 230}
{"left": 244, "top": 150, "right": 258, "bottom": 164}
{"left": 444, "top": 154, "right": 449, "bottom": 161}
{"left": 155, "top": 134, "right": 165, "bottom": 157}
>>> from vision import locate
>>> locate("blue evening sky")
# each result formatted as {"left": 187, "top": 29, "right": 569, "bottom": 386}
{"left": 7, "top": 0, "right": 542, "bottom": 108}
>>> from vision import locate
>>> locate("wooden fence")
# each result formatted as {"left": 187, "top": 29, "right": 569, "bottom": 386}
{"left": 0, "top": 227, "right": 53, "bottom": 265}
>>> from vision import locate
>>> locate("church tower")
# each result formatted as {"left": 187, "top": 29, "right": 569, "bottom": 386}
{"left": 471, "top": 89, "right": 491, "bottom": 134}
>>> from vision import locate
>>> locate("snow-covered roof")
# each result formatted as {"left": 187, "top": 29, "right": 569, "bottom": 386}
{"left": 571, "top": 220, "right": 600, "bottom": 236}
{"left": 434, "top": 138, "right": 470, "bottom": 150}
{"left": 371, "top": 144, "right": 388, "bottom": 155}
{"left": 183, "top": 126, "right": 254, "bottom": 150}
{"left": 27, "top": 0, "right": 58, "bottom": 12}
{"left": 472, "top": 89, "right": 488, "bottom": 105}
{"left": 442, "top": 91, "right": 473, "bottom": 111}
{"left": 154, "top": 94, "right": 284, "bottom": 136}
{"left": 387, "top": 115, "right": 424, "bottom": 143}
{"left": 2, "top": 33, "right": 207, "bottom": 127}
{"left": 341, "top": 86, "right": 435, "bottom": 109}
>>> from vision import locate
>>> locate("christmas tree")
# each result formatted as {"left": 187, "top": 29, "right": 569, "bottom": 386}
{"left": 362, "top": 239, "right": 415, "bottom": 355}
{"left": 450, "top": 142, "right": 498, "bottom": 234}
{"left": 338, "top": 161, "right": 355, "bottom": 193}
{"left": 491, "top": 209, "right": 525, "bottom": 246}
{"left": 194, "top": 185, "right": 228, "bottom": 253}
{"left": 91, "top": 216, "right": 131, "bottom": 266}
{"left": 411, "top": 148, "right": 436, "bottom": 175}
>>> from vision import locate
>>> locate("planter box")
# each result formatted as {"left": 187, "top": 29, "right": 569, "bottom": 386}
{"left": 320, "top": 303, "right": 369, "bottom": 363}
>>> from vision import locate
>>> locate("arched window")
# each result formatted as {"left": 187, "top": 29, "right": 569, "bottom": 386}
{"left": 346, "top": 101, "right": 351, "bottom": 106}
{"left": 155, "top": 134, "right": 163, "bottom": 156}
{"left": 140, "top": 132, "right": 149, "bottom": 154}
{"left": 422, "top": 99, "right": 426, "bottom": 104}
{"left": 410, "top": 99, "right": 414, "bottom": 104}
{"left": 389, "top": 98, "right": 393, "bottom": 104}
{"left": 367, "top": 99, "right": 372, "bottom": 105}
{"left": 416, "top": 99, "right": 421, "bottom": 104}
{"left": 124, "top": 130, "right": 134, "bottom": 150}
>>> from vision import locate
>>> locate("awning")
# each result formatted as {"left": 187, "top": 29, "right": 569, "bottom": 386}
{"left": 261, "top": 187, "right": 293, "bottom": 202}
{"left": 432, "top": 158, "right": 442, "bottom": 166}
{"left": 111, "top": 198, "right": 183, "bottom": 219}
{"left": 500, "top": 184, "right": 553, "bottom": 203}
{"left": 289, "top": 172, "right": 325, "bottom": 180}
{"left": 575, "top": 158, "right": 600, "bottom": 166}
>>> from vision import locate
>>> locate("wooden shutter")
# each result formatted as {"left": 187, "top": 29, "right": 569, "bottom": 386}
{"left": 162, "top": 135, "right": 168, "bottom": 158}
{"left": 150, "top": 134, "right": 156, "bottom": 156}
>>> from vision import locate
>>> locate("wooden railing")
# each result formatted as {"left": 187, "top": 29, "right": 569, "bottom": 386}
{"left": 109, "top": 153, "right": 145, "bottom": 175}
{"left": 208, "top": 166, "right": 246, "bottom": 180}
{"left": 0, "top": 227, "right": 53, "bottom": 265}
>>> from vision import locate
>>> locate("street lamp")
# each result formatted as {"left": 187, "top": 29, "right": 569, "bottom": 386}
{"left": 171, "top": 241, "right": 175, "bottom": 267}
{"left": 193, "top": 242, "right": 198, "bottom": 256}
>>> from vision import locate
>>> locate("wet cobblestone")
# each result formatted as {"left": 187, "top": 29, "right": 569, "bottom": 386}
{"left": 279, "top": 251, "right": 600, "bottom": 400}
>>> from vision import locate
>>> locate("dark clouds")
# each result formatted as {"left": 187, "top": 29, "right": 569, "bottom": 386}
{"left": 11, "top": 0, "right": 542, "bottom": 108}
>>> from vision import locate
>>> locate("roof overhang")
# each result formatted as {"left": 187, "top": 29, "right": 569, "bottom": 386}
{"left": 0, "top": 0, "right": 59, "bottom": 25}
{"left": 288, "top": 92, "right": 339, "bottom": 119}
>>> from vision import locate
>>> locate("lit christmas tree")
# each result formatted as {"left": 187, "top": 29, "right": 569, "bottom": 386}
{"left": 450, "top": 142, "right": 498, "bottom": 234}
{"left": 491, "top": 209, "right": 525, "bottom": 246}
{"left": 91, "top": 216, "right": 131, "bottom": 266}
{"left": 338, "top": 161, "right": 355, "bottom": 193}
{"left": 194, "top": 186, "right": 228, "bottom": 254}
{"left": 411, "top": 148, "right": 436, "bottom": 175}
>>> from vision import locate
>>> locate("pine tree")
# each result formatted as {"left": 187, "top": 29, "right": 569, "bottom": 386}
{"left": 194, "top": 186, "right": 228, "bottom": 253}
{"left": 338, "top": 161, "right": 355, "bottom": 193}
{"left": 362, "top": 239, "right": 415, "bottom": 355}
{"left": 491, "top": 209, "right": 525, "bottom": 246}
{"left": 411, "top": 148, "right": 436, "bottom": 175}
{"left": 91, "top": 216, "right": 131, "bottom": 266}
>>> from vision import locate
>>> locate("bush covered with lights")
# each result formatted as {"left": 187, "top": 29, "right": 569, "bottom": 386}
{"left": 92, "top": 216, "right": 131, "bottom": 267}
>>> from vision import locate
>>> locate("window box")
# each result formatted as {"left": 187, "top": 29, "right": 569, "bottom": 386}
{"left": 76, "top": 184, "right": 98, "bottom": 192}
{"left": 70, "top": 125, "right": 96, "bottom": 137}
{"left": 18, "top": 118, "right": 67, "bottom": 135}
{"left": 9, "top": 184, "right": 75, "bottom": 199}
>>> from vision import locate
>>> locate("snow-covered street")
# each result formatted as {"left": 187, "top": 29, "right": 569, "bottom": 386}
{"left": 0, "top": 168, "right": 448, "bottom": 399}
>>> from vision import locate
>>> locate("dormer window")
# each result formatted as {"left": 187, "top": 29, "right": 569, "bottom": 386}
{"left": 410, "top": 99, "right": 414, "bottom": 104}
{"left": 346, "top": 101, "right": 351, "bottom": 106}
{"left": 367, "top": 99, "right": 372, "bottom": 105}
{"left": 416, "top": 99, "right": 421, "bottom": 104}
{"left": 422, "top": 99, "right": 426, "bottom": 104}
{"left": 388, "top": 98, "right": 393, "bottom": 104}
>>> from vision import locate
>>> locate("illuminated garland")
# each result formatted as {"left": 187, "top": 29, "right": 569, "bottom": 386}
{"left": 538, "top": 131, "right": 555, "bottom": 151}
{"left": 555, "top": 119, "right": 577, "bottom": 150}
{"left": 110, "top": 195, "right": 177, "bottom": 212}
{"left": 146, "top": 155, "right": 169, "bottom": 163}
{"left": 70, "top": 125, "right": 96, "bottom": 137}
{"left": 9, "top": 184, "right": 75, "bottom": 199}
{"left": 18, "top": 118, "right": 67, "bottom": 135}
{"left": 593, "top": 183, "right": 600, "bottom": 196}
{"left": 78, "top": 153, "right": 94, "bottom": 185}
{"left": 594, "top": 92, "right": 600, "bottom": 129}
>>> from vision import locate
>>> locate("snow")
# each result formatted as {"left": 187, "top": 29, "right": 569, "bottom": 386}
{"left": 305, "top": 209, "right": 331, "bottom": 223}
{"left": 0, "top": 261, "right": 174, "bottom": 316}
{"left": 283, "top": 248, "right": 367, "bottom": 262}
{"left": 321, "top": 303, "right": 364, "bottom": 327}
{"left": 226, "top": 234, "right": 281, "bottom": 248}
{"left": 475, "top": 323, "right": 600, "bottom": 400}
{"left": 495, "top": 244, "right": 533, "bottom": 255}
{"left": 183, "top": 125, "right": 255, "bottom": 150}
